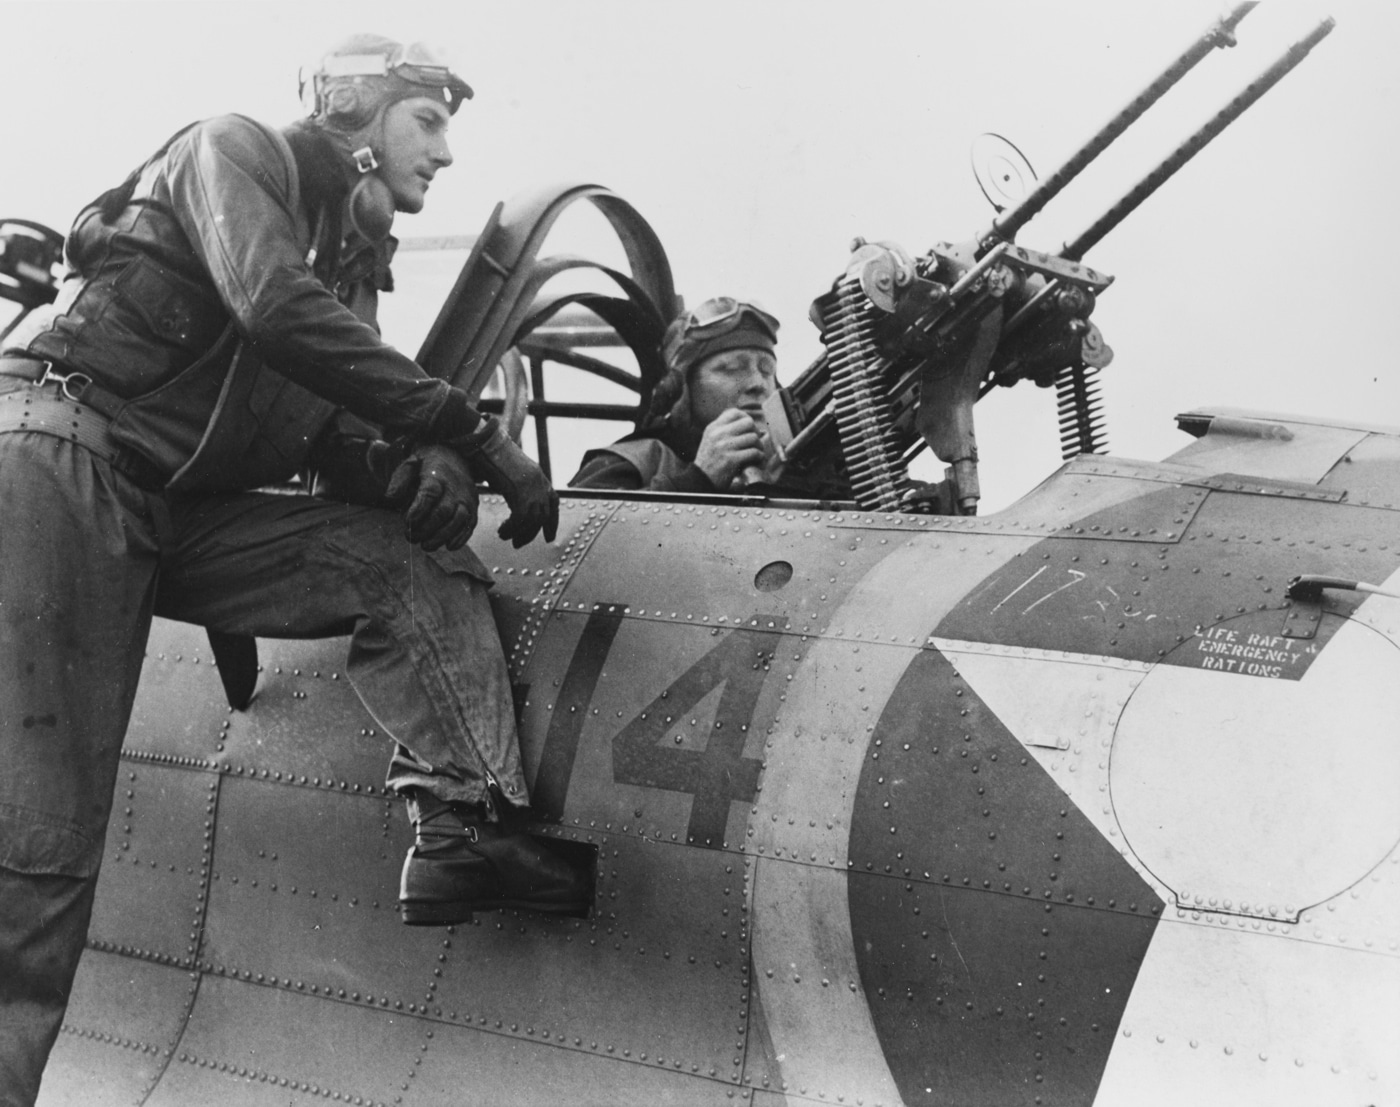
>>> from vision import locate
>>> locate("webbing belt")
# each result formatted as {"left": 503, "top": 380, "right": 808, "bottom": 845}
{"left": 0, "top": 384, "right": 167, "bottom": 490}
{"left": 0, "top": 354, "right": 125, "bottom": 418}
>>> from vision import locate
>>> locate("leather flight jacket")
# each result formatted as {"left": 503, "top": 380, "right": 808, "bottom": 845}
{"left": 3, "top": 115, "right": 453, "bottom": 492}
{"left": 582, "top": 437, "right": 712, "bottom": 490}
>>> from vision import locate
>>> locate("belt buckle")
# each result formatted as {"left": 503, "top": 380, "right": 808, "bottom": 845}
{"left": 38, "top": 363, "right": 93, "bottom": 403}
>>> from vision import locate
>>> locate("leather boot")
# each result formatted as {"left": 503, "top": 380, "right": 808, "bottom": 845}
{"left": 399, "top": 795, "right": 591, "bottom": 926}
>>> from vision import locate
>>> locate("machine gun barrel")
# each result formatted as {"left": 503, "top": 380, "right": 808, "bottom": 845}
{"left": 985, "top": 1, "right": 1257, "bottom": 251}
{"left": 1061, "top": 16, "right": 1336, "bottom": 261}
{"left": 779, "top": 6, "right": 1335, "bottom": 511}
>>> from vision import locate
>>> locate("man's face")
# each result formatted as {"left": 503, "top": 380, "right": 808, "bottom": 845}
{"left": 686, "top": 348, "right": 778, "bottom": 427}
{"left": 378, "top": 97, "right": 454, "bottom": 213}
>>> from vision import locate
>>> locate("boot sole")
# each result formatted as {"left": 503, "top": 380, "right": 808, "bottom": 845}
{"left": 400, "top": 835, "right": 598, "bottom": 926}
{"left": 400, "top": 899, "right": 475, "bottom": 926}
{"left": 401, "top": 897, "right": 590, "bottom": 926}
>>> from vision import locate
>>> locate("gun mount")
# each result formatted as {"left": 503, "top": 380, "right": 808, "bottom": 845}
{"left": 0, "top": 218, "right": 64, "bottom": 342}
{"left": 769, "top": 4, "right": 1334, "bottom": 515}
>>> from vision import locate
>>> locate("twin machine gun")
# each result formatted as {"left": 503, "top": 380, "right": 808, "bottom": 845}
{"left": 767, "top": 3, "right": 1334, "bottom": 515}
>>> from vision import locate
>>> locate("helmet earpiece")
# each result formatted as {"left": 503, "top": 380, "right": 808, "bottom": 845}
{"left": 642, "top": 368, "right": 687, "bottom": 427}
{"left": 320, "top": 82, "right": 378, "bottom": 132}
{"left": 347, "top": 174, "right": 395, "bottom": 242}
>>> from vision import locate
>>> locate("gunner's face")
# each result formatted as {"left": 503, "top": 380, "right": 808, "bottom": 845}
{"left": 687, "top": 348, "right": 778, "bottom": 428}
{"left": 378, "top": 97, "right": 454, "bottom": 213}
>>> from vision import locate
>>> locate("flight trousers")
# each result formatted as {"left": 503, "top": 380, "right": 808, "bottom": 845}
{"left": 0, "top": 424, "right": 528, "bottom": 1105}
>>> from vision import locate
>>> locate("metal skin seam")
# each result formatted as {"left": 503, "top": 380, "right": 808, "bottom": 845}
{"left": 139, "top": 770, "right": 219, "bottom": 1103}
{"left": 502, "top": 501, "right": 620, "bottom": 680}
{"left": 163, "top": 818, "right": 762, "bottom": 1095}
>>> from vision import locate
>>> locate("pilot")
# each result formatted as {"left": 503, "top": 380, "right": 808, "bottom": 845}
{"left": 0, "top": 34, "right": 586, "bottom": 1102}
{"left": 570, "top": 296, "right": 780, "bottom": 491}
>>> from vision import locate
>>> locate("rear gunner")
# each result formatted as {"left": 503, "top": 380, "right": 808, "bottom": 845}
{"left": 570, "top": 297, "right": 780, "bottom": 492}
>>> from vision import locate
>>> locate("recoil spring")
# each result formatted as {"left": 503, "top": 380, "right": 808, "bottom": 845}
{"left": 819, "top": 275, "right": 907, "bottom": 511}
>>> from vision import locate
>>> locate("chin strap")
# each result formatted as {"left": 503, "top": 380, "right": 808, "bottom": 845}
{"left": 351, "top": 145, "right": 379, "bottom": 173}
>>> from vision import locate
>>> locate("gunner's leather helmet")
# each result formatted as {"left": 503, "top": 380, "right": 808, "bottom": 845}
{"left": 643, "top": 297, "right": 780, "bottom": 427}
{"left": 297, "top": 34, "right": 471, "bottom": 241}
{"left": 302, "top": 34, "right": 473, "bottom": 133}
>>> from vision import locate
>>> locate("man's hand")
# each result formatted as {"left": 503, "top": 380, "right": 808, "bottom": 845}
{"left": 693, "top": 408, "right": 767, "bottom": 489}
{"left": 385, "top": 446, "right": 479, "bottom": 551}
{"left": 451, "top": 417, "right": 560, "bottom": 548}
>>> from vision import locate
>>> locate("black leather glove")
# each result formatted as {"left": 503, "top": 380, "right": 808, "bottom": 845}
{"left": 385, "top": 445, "right": 480, "bottom": 551}
{"left": 450, "top": 416, "right": 559, "bottom": 548}
{"left": 311, "top": 436, "right": 407, "bottom": 506}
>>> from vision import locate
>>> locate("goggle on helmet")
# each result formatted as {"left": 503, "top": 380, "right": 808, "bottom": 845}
{"left": 661, "top": 297, "right": 780, "bottom": 373}
{"left": 303, "top": 38, "right": 474, "bottom": 120}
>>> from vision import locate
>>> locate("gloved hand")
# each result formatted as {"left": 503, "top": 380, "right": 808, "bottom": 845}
{"left": 312, "top": 436, "right": 408, "bottom": 507}
{"left": 385, "top": 445, "right": 480, "bottom": 551}
{"left": 451, "top": 416, "right": 559, "bottom": 548}
{"left": 693, "top": 408, "right": 769, "bottom": 489}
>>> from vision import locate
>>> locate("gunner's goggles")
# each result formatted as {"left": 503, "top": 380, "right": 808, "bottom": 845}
{"left": 662, "top": 297, "right": 780, "bottom": 369}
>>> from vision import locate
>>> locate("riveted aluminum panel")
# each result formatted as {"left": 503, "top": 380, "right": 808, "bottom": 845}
{"left": 819, "top": 532, "right": 1043, "bottom": 646}
{"left": 429, "top": 830, "right": 750, "bottom": 1080}
{"left": 1352, "top": 569, "right": 1400, "bottom": 643}
{"left": 844, "top": 647, "right": 1163, "bottom": 1106}
{"left": 1165, "top": 417, "right": 1368, "bottom": 484}
{"left": 472, "top": 497, "right": 614, "bottom": 598}
{"left": 473, "top": 498, "right": 617, "bottom": 672}
{"left": 201, "top": 777, "right": 440, "bottom": 1007}
{"left": 739, "top": 984, "right": 786, "bottom": 1101}
{"left": 516, "top": 611, "right": 793, "bottom": 847}
{"left": 88, "top": 762, "right": 216, "bottom": 964}
{"left": 560, "top": 502, "right": 901, "bottom": 637}
{"left": 216, "top": 637, "right": 391, "bottom": 790}
{"left": 1094, "top": 922, "right": 1400, "bottom": 1107}
{"left": 129, "top": 621, "right": 394, "bottom": 789}
{"left": 945, "top": 643, "right": 1157, "bottom": 910}
{"left": 852, "top": 648, "right": 1162, "bottom": 910}
{"left": 829, "top": 456, "right": 1209, "bottom": 540}
{"left": 997, "top": 455, "right": 1208, "bottom": 534}
{"left": 39, "top": 952, "right": 194, "bottom": 1106}
{"left": 1192, "top": 472, "right": 1346, "bottom": 502}
{"left": 1301, "top": 845, "right": 1400, "bottom": 957}
{"left": 1184, "top": 488, "right": 1400, "bottom": 580}
{"left": 746, "top": 640, "right": 916, "bottom": 866}
{"left": 148, "top": 975, "right": 419, "bottom": 1107}
{"left": 848, "top": 870, "right": 1158, "bottom": 1106}
{"left": 947, "top": 643, "right": 1149, "bottom": 751}
{"left": 128, "top": 619, "right": 234, "bottom": 761}
{"left": 1316, "top": 431, "right": 1400, "bottom": 507}
{"left": 932, "top": 477, "right": 1400, "bottom": 666}
{"left": 1111, "top": 611, "right": 1400, "bottom": 922}
{"left": 410, "top": 1017, "right": 744, "bottom": 1107}
{"left": 147, "top": 1072, "right": 367, "bottom": 1107}
{"left": 35, "top": 1033, "right": 162, "bottom": 1107}
{"left": 749, "top": 859, "right": 905, "bottom": 1107}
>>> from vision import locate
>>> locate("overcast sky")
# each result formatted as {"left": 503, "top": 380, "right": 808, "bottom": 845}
{"left": 2, "top": 1, "right": 1393, "bottom": 505}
